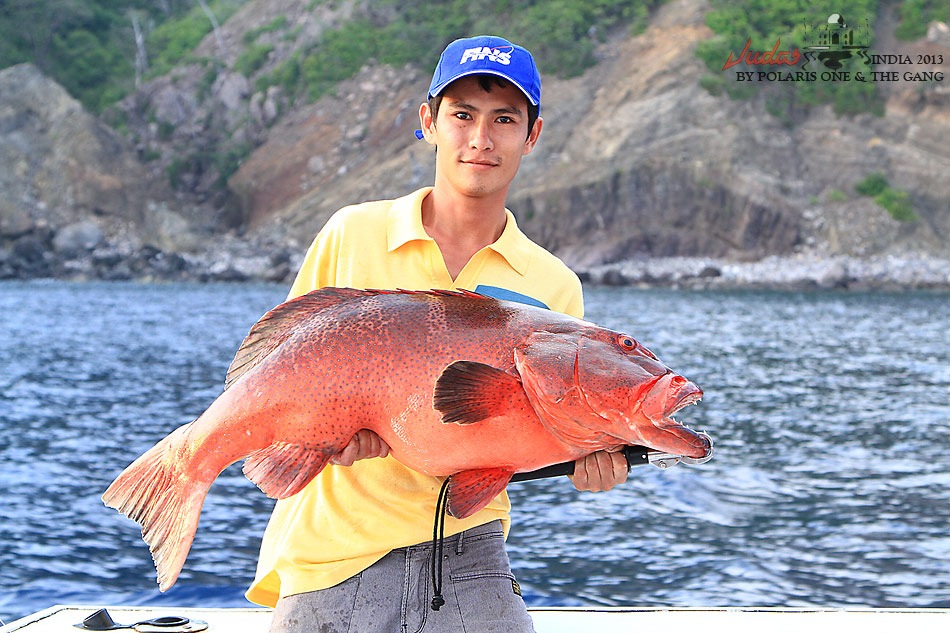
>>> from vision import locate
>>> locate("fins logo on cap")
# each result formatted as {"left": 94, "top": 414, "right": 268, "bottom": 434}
{"left": 460, "top": 46, "right": 513, "bottom": 65}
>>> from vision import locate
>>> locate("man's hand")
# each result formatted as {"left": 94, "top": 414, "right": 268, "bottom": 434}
{"left": 331, "top": 429, "right": 391, "bottom": 466}
{"left": 569, "top": 449, "right": 628, "bottom": 492}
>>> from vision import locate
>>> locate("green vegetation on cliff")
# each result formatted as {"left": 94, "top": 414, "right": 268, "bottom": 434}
{"left": 1, "top": 0, "right": 944, "bottom": 116}
{"left": 695, "top": 0, "right": 948, "bottom": 119}
{"left": 0, "top": 0, "right": 657, "bottom": 112}
{"left": 855, "top": 172, "right": 919, "bottom": 222}
{"left": 0, "top": 0, "right": 247, "bottom": 112}
{"left": 894, "top": 0, "right": 950, "bottom": 39}
{"left": 255, "top": 0, "right": 661, "bottom": 103}
{"left": 696, "top": 0, "right": 881, "bottom": 117}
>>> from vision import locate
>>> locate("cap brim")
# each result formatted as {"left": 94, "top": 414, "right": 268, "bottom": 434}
{"left": 429, "top": 69, "right": 539, "bottom": 106}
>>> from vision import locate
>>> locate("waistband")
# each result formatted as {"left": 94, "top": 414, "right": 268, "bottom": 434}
{"left": 399, "top": 519, "right": 503, "bottom": 554}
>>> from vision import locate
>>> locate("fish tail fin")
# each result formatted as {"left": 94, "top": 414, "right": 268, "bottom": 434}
{"left": 102, "top": 425, "right": 209, "bottom": 592}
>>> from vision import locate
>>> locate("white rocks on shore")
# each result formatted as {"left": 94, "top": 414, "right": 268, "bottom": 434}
{"left": 580, "top": 254, "right": 950, "bottom": 291}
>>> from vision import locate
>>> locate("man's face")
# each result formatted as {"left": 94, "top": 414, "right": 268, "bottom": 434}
{"left": 420, "top": 76, "right": 542, "bottom": 201}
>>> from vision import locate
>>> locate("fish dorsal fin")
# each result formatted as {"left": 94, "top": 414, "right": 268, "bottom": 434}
{"left": 225, "top": 287, "right": 378, "bottom": 389}
{"left": 433, "top": 361, "right": 525, "bottom": 424}
{"left": 226, "top": 287, "right": 498, "bottom": 389}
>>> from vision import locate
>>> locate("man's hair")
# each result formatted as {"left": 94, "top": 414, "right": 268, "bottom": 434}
{"left": 428, "top": 75, "right": 540, "bottom": 139}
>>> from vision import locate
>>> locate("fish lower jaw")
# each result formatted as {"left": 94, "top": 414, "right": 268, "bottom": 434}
{"left": 653, "top": 414, "right": 685, "bottom": 429}
{"left": 642, "top": 408, "right": 710, "bottom": 459}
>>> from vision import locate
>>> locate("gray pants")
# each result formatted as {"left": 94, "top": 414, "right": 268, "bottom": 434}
{"left": 269, "top": 520, "right": 535, "bottom": 633}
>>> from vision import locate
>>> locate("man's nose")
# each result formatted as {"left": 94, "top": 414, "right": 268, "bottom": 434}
{"left": 469, "top": 118, "right": 493, "bottom": 151}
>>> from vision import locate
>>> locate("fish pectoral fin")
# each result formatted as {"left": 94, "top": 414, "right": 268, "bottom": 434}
{"left": 434, "top": 361, "right": 524, "bottom": 425}
{"left": 243, "top": 441, "right": 336, "bottom": 499}
{"left": 446, "top": 468, "right": 514, "bottom": 519}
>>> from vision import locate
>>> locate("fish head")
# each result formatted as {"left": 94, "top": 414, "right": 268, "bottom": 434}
{"left": 515, "top": 328, "right": 709, "bottom": 459}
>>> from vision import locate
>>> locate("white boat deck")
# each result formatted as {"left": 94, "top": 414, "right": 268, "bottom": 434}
{"left": 2, "top": 605, "right": 947, "bottom": 633}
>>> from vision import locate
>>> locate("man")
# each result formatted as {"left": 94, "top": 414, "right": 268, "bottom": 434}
{"left": 248, "top": 35, "right": 628, "bottom": 632}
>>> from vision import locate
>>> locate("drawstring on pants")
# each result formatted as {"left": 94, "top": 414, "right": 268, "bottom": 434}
{"left": 430, "top": 478, "right": 450, "bottom": 611}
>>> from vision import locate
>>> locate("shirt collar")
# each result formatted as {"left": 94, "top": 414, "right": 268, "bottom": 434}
{"left": 387, "top": 186, "right": 530, "bottom": 276}
{"left": 387, "top": 187, "right": 434, "bottom": 252}
{"left": 488, "top": 210, "right": 530, "bottom": 275}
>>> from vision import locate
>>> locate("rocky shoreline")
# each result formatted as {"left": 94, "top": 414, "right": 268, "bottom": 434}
{"left": 578, "top": 253, "right": 950, "bottom": 291}
{"left": 0, "top": 222, "right": 295, "bottom": 284}
{"left": 1, "top": 222, "right": 947, "bottom": 291}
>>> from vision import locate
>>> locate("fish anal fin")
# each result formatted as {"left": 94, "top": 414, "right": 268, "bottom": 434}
{"left": 446, "top": 468, "right": 514, "bottom": 519}
{"left": 243, "top": 441, "right": 337, "bottom": 499}
{"left": 434, "top": 361, "right": 525, "bottom": 425}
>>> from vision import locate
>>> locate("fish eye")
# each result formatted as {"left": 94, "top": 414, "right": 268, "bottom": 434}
{"left": 617, "top": 335, "right": 637, "bottom": 350}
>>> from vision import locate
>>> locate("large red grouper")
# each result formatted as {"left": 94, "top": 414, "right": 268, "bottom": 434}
{"left": 103, "top": 288, "right": 711, "bottom": 591}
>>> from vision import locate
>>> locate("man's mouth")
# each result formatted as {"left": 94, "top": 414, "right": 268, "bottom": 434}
{"left": 461, "top": 158, "right": 499, "bottom": 167}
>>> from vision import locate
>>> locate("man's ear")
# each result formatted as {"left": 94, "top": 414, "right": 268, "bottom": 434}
{"left": 418, "top": 102, "right": 437, "bottom": 145}
{"left": 523, "top": 116, "right": 543, "bottom": 155}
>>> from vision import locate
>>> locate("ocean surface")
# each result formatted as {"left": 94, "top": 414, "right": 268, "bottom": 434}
{"left": 1, "top": 281, "right": 948, "bottom": 624}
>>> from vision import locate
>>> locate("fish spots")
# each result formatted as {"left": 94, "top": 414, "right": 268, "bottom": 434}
{"left": 104, "top": 288, "right": 711, "bottom": 593}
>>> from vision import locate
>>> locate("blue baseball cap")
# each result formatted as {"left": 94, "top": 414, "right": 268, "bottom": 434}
{"left": 427, "top": 35, "right": 541, "bottom": 106}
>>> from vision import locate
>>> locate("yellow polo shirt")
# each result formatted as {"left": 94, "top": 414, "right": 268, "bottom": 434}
{"left": 246, "top": 186, "right": 583, "bottom": 607}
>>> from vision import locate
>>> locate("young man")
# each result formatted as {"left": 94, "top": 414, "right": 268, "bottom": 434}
{"left": 248, "top": 35, "right": 629, "bottom": 632}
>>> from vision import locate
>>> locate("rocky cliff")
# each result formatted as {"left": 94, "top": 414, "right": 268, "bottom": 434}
{"left": 0, "top": 63, "right": 215, "bottom": 280}
{"left": 1, "top": 0, "right": 947, "bottom": 287}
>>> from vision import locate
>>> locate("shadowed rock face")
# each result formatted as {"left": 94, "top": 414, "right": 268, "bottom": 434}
{"left": 0, "top": 64, "right": 203, "bottom": 279}
{"left": 0, "top": 64, "right": 144, "bottom": 231}
{"left": 225, "top": 1, "right": 948, "bottom": 266}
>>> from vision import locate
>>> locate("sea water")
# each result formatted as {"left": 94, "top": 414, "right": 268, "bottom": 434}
{"left": 0, "top": 282, "right": 947, "bottom": 623}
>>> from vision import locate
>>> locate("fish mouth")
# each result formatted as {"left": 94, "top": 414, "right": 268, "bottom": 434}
{"left": 642, "top": 374, "right": 709, "bottom": 459}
